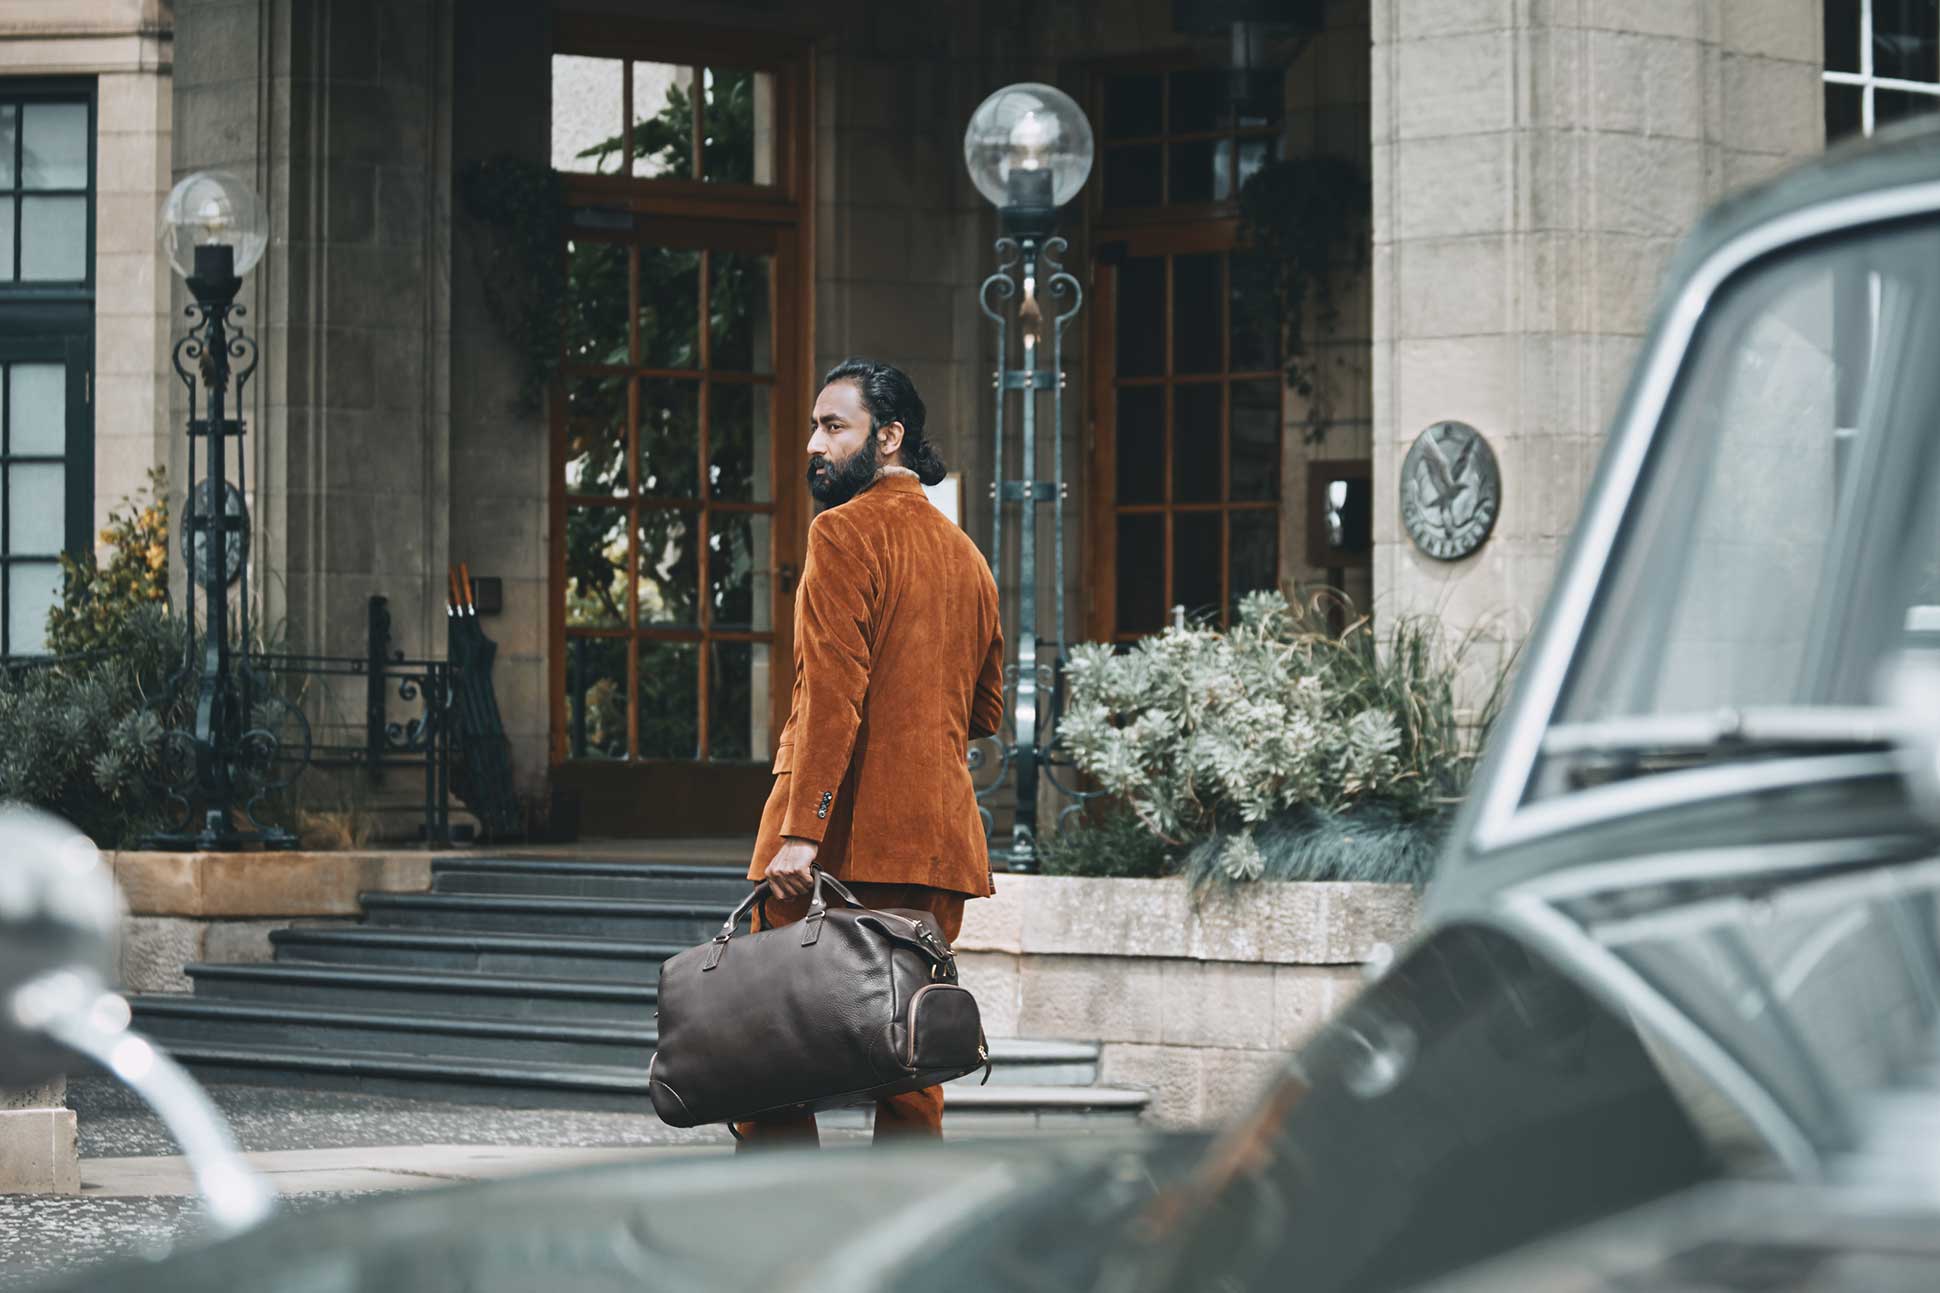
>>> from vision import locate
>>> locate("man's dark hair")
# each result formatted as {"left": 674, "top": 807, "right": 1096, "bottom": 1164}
{"left": 822, "top": 358, "right": 948, "bottom": 486}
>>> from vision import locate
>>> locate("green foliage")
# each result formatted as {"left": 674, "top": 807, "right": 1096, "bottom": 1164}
{"left": 47, "top": 467, "right": 170, "bottom": 657}
{"left": 1037, "top": 805, "right": 1178, "bottom": 879}
{"left": 1237, "top": 156, "right": 1370, "bottom": 442}
{"left": 458, "top": 156, "right": 566, "bottom": 412}
{"left": 1178, "top": 801, "right": 1447, "bottom": 890}
{"left": 0, "top": 604, "right": 189, "bottom": 846}
{"left": 1056, "top": 590, "right": 1510, "bottom": 887}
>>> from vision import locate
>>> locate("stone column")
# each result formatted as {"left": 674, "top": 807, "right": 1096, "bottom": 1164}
{"left": 449, "top": 0, "right": 551, "bottom": 789}
{"left": 1370, "top": 0, "right": 1824, "bottom": 669}
{"left": 93, "top": 30, "right": 177, "bottom": 536}
{"left": 172, "top": 0, "right": 453, "bottom": 704}
{"left": 0, "top": 1079, "right": 78, "bottom": 1194}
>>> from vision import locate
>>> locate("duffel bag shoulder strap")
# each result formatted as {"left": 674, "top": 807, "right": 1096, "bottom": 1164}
{"left": 853, "top": 910, "right": 959, "bottom": 981}
{"left": 799, "top": 875, "right": 957, "bottom": 979}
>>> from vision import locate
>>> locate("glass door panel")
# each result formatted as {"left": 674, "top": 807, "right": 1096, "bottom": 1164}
{"left": 560, "top": 224, "right": 785, "bottom": 762}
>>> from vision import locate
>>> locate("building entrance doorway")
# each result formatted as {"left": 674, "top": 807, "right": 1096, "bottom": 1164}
{"left": 547, "top": 23, "right": 809, "bottom": 836}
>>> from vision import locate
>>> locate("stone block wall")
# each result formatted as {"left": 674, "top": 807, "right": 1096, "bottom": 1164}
{"left": 955, "top": 874, "right": 1416, "bottom": 1127}
{"left": 449, "top": 0, "right": 551, "bottom": 790}
{"left": 109, "top": 849, "right": 429, "bottom": 993}
{"left": 1370, "top": 0, "right": 1826, "bottom": 675}
{"left": 173, "top": 0, "right": 455, "bottom": 764}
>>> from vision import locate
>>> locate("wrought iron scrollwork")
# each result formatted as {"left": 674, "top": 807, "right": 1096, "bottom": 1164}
{"left": 972, "top": 226, "right": 1096, "bottom": 870}
{"left": 142, "top": 282, "right": 309, "bottom": 850}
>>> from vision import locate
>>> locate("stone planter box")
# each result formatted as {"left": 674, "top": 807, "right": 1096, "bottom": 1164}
{"left": 0, "top": 1078, "right": 77, "bottom": 1193}
{"left": 953, "top": 875, "right": 1418, "bottom": 1129}
{"left": 110, "top": 851, "right": 433, "bottom": 993}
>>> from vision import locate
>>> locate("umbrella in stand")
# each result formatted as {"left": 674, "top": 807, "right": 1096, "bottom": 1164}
{"left": 445, "top": 563, "right": 520, "bottom": 840}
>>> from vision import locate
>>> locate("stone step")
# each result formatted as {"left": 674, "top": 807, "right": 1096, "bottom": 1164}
{"left": 359, "top": 892, "right": 724, "bottom": 943}
{"left": 183, "top": 962, "right": 656, "bottom": 1025}
{"left": 149, "top": 1043, "right": 1149, "bottom": 1125}
{"left": 971, "top": 1038, "right": 1100, "bottom": 1088}
{"left": 430, "top": 857, "right": 752, "bottom": 905}
{"left": 269, "top": 926, "right": 685, "bottom": 981}
{"left": 131, "top": 995, "right": 657, "bottom": 1069}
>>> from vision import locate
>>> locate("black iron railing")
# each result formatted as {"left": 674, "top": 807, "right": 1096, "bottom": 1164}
{"left": 3, "top": 593, "right": 519, "bottom": 849}
{"left": 249, "top": 595, "right": 455, "bottom": 846}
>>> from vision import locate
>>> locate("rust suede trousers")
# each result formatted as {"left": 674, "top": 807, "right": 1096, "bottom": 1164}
{"left": 732, "top": 881, "right": 967, "bottom": 1150}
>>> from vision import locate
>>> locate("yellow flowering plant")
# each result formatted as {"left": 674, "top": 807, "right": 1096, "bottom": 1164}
{"left": 47, "top": 467, "right": 171, "bottom": 657}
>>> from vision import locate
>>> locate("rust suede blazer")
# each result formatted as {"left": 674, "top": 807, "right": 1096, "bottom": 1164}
{"left": 747, "top": 472, "right": 1004, "bottom": 898}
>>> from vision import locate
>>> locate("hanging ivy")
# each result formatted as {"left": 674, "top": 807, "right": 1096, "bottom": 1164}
{"left": 1237, "top": 155, "right": 1370, "bottom": 443}
{"left": 458, "top": 156, "right": 566, "bottom": 413}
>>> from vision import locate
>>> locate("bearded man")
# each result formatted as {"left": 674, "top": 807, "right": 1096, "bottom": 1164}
{"left": 737, "top": 358, "right": 1005, "bottom": 1148}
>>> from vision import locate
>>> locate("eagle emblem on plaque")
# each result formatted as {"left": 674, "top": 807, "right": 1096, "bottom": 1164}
{"left": 1400, "top": 420, "right": 1500, "bottom": 561}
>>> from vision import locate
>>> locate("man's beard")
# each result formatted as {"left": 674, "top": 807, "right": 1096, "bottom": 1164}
{"left": 807, "top": 432, "right": 880, "bottom": 507}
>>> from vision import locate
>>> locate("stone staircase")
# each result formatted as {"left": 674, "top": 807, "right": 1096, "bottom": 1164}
{"left": 127, "top": 856, "right": 1149, "bottom": 1132}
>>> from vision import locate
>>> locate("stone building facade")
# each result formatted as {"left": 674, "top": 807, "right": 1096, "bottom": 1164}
{"left": 0, "top": 0, "right": 1886, "bottom": 844}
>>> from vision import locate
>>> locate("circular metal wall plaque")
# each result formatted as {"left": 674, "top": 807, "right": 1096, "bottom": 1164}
{"left": 1401, "top": 420, "right": 1500, "bottom": 561}
{"left": 180, "top": 479, "right": 249, "bottom": 587}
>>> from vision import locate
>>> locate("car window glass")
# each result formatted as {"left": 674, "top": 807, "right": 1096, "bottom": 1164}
{"left": 1527, "top": 221, "right": 1940, "bottom": 809}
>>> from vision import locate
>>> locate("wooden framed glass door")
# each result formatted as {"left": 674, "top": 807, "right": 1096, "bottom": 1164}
{"left": 547, "top": 21, "right": 809, "bottom": 834}
{"left": 557, "top": 217, "right": 789, "bottom": 762}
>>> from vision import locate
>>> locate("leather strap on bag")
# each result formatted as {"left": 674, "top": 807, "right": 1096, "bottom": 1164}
{"left": 704, "top": 870, "right": 871, "bottom": 970}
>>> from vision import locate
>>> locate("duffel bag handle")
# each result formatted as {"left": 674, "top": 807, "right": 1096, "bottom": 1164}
{"left": 704, "top": 869, "right": 866, "bottom": 969}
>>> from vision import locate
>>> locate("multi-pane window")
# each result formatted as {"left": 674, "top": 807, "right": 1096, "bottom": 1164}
{"left": 0, "top": 92, "right": 91, "bottom": 284}
{"left": 1109, "top": 249, "right": 1282, "bottom": 637}
{"left": 0, "top": 83, "right": 91, "bottom": 656}
{"left": 550, "top": 54, "right": 776, "bottom": 185}
{"left": 559, "top": 221, "right": 779, "bottom": 761}
{"left": 1, "top": 360, "right": 74, "bottom": 654}
{"left": 1825, "top": 1, "right": 1940, "bottom": 141}
{"left": 1097, "top": 66, "right": 1281, "bottom": 210}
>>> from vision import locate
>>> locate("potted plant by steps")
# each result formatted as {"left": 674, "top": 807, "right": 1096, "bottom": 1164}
{"left": 1049, "top": 590, "right": 1512, "bottom": 892}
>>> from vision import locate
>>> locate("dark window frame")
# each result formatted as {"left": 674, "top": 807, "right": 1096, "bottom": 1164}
{"left": 0, "top": 76, "right": 93, "bottom": 657}
{"left": 1824, "top": 0, "right": 1940, "bottom": 142}
{"left": 1091, "top": 55, "right": 1284, "bottom": 219}
{"left": 0, "top": 77, "right": 97, "bottom": 299}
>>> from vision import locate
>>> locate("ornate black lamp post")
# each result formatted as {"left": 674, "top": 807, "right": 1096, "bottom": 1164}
{"left": 144, "top": 171, "right": 304, "bottom": 850}
{"left": 963, "top": 85, "right": 1096, "bottom": 872}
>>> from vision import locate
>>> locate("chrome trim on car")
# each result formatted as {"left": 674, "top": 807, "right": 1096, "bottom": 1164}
{"left": 1511, "top": 834, "right": 1925, "bottom": 912}
{"left": 1469, "top": 180, "right": 1940, "bottom": 858}
{"left": 1583, "top": 854, "right": 1940, "bottom": 950}
{"left": 1482, "top": 752, "right": 1903, "bottom": 856}
{"left": 1489, "top": 893, "right": 1822, "bottom": 1179}
{"left": 1541, "top": 706, "right": 1911, "bottom": 755}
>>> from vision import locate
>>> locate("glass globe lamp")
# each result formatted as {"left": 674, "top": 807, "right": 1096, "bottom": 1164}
{"left": 158, "top": 171, "right": 268, "bottom": 296}
{"left": 962, "top": 83, "right": 1094, "bottom": 235}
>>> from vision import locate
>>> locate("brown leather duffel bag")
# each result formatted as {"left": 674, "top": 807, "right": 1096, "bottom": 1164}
{"left": 647, "top": 870, "right": 990, "bottom": 1129}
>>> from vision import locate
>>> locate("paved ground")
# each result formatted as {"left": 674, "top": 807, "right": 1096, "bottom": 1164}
{"left": 0, "top": 1076, "right": 807, "bottom": 1291}
{"left": 67, "top": 1076, "right": 730, "bottom": 1157}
